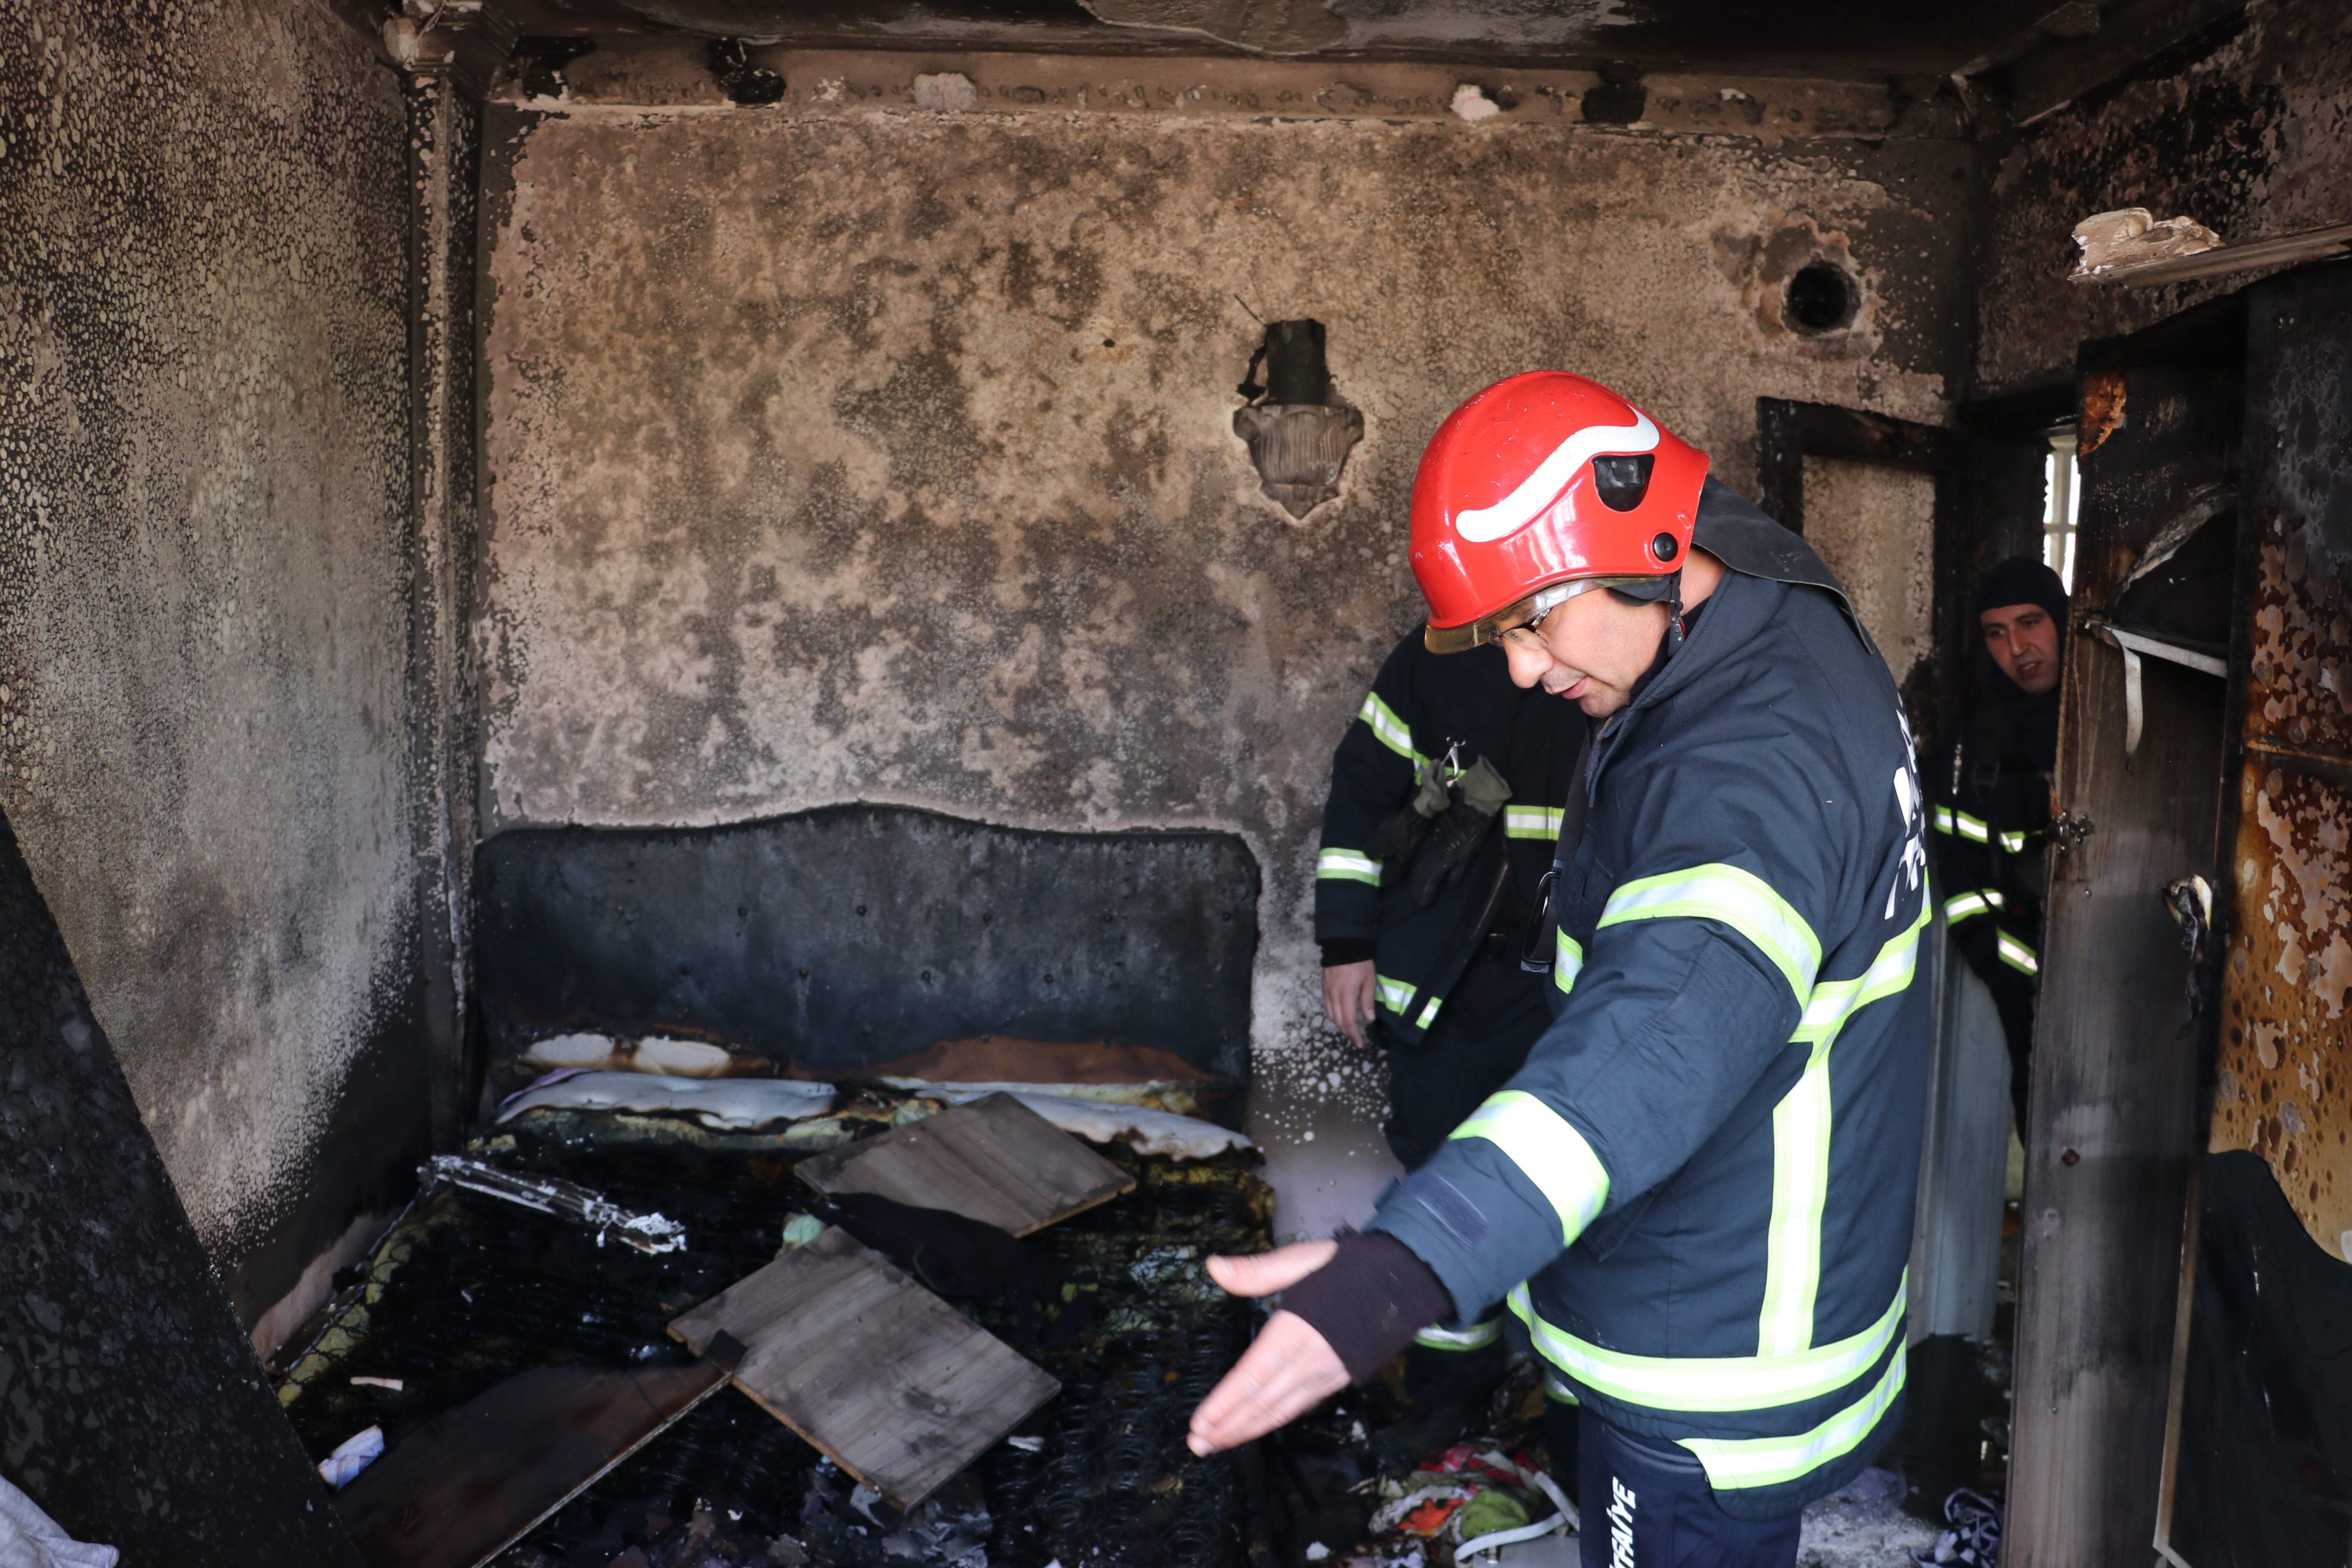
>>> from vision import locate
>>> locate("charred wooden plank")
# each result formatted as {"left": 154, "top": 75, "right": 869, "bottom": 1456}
{"left": 669, "top": 1227, "right": 1060, "bottom": 1509}
{"left": 793, "top": 1091, "right": 1135, "bottom": 1236}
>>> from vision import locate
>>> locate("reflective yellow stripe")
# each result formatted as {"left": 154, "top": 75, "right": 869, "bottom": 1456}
{"left": 1376, "top": 975, "right": 1416, "bottom": 1014}
{"left": 1508, "top": 1274, "right": 1906, "bottom": 1414}
{"left": 1415, "top": 1319, "right": 1502, "bottom": 1351}
{"left": 1554, "top": 932, "right": 1584, "bottom": 995}
{"left": 1504, "top": 805, "right": 1564, "bottom": 840}
{"left": 1356, "top": 692, "right": 1426, "bottom": 767}
{"left": 1543, "top": 1371, "right": 1580, "bottom": 1405}
{"left": 1417, "top": 995, "right": 1443, "bottom": 1030}
{"left": 1932, "top": 806, "right": 1956, "bottom": 834}
{"left": 1758, "top": 908, "right": 1928, "bottom": 1354}
{"left": 1679, "top": 1335, "right": 1907, "bottom": 1489}
{"left": 1999, "top": 829, "right": 2029, "bottom": 853}
{"left": 1450, "top": 1090, "right": 1611, "bottom": 1245}
{"left": 1317, "top": 848, "right": 1381, "bottom": 884}
{"left": 1943, "top": 890, "right": 1990, "bottom": 924}
{"left": 1599, "top": 864, "right": 1822, "bottom": 1002}
{"left": 1997, "top": 930, "right": 2039, "bottom": 975}
{"left": 1949, "top": 811, "right": 1990, "bottom": 844}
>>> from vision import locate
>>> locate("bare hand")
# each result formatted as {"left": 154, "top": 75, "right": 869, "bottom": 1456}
{"left": 1187, "top": 1241, "right": 1348, "bottom": 1455}
{"left": 1322, "top": 961, "right": 1378, "bottom": 1049}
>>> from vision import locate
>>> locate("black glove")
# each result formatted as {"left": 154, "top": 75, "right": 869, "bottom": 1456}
{"left": 1405, "top": 757, "right": 1510, "bottom": 908}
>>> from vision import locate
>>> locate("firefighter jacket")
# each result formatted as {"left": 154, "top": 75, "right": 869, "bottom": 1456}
{"left": 1935, "top": 684, "right": 2057, "bottom": 991}
{"left": 1314, "top": 632, "right": 1585, "bottom": 1046}
{"left": 1367, "top": 480, "right": 1932, "bottom": 1520}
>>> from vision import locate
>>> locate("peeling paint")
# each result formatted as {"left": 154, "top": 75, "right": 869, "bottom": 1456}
{"left": 1977, "top": 0, "right": 2352, "bottom": 396}
{"left": 2211, "top": 270, "right": 2352, "bottom": 1259}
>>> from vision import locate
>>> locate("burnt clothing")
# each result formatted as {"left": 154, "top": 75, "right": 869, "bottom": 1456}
{"left": 1314, "top": 633, "right": 1586, "bottom": 1046}
{"left": 1366, "top": 480, "right": 1933, "bottom": 1521}
{"left": 1936, "top": 667, "right": 2060, "bottom": 1127}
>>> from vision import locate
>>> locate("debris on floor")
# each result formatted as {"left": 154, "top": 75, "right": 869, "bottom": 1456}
{"left": 1792, "top": 1467, "right": 1941, "bottom": 1568}
{"left": 276, "top": 1081, "right": 1269, "bottom": 1567}
{"left": 667, "top": 1226, "right": 1060, "bottom": 1508}
{"left": 792, "top": 1092, "right": 1136, "bottom": 1235}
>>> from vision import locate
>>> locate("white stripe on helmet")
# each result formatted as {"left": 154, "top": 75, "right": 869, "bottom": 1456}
{"left": 1453, "top": 410, "right": 1659, "bottom": 544}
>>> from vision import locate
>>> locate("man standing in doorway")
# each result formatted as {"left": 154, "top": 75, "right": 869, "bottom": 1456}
{"left": 1188, "top": 372, "right": 1932, "bottom": 1567}
{"left": 1314, "top": 621, "right": 1583, "bottom": 1464}
{"left": 1936, "top": 558, "right": 2068, "bottom": 1129}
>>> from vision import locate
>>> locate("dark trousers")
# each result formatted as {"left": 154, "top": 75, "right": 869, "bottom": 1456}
{"left": 1577, "top": 1410, "right": 1801, "bottom": 1568}
{"left": 1379, "top": 950, "right": 1553, "bottom": 1171}
{"left": 1381, "top": 952, "right": 1551, "bottom": 1415}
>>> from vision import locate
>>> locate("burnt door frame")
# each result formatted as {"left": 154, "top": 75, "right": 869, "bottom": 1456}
{"left": 2003, "top": 292, "right": 2248, "bottom": 1568}
{"left": 1755, "top": 398, "right": 2044, "bottom": 763}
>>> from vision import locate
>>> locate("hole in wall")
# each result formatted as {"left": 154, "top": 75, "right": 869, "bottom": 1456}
{"left": 707, "top": 38, "right": 786, "bottom": 106}
{"left": 1784, "top": 261, "right": 1860, "bottom": 334}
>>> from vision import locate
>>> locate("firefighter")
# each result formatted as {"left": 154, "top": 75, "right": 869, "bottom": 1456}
{"left": 1314, "top": 618, "right": 1584, "bottom": 1463}
{"left": 1188, "top": 373, "right": 1931, "bottom": 1566}
{"left": 1937, "top": 557, "right": 2067, "bottom": 1130}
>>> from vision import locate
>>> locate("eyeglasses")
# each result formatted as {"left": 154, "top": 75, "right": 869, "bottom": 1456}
{"left": 1425, "top": 574, "right": 1658, "bottom": 654}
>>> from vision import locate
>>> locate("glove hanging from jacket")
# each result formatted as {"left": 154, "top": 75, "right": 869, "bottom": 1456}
{"left": 1406, "top": 756, "right": 1511, "bottom": 909}
{"left": 1363, "top": 757, "right": 1453, "bottom": 867}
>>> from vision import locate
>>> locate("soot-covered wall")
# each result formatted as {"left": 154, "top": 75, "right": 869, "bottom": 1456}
{"left": 1975, "top": 0, "right": 2352, "bottom": 397}
{"left": 477, "top": 81, "right": 1973, "bottom": 1208}
{"left": 0, "top": 1, "right": 424, "bottom": 1324}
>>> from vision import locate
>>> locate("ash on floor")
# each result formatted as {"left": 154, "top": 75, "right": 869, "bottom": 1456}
{"left": 1796, "top": 1468, "right": 1941, "bottom": 1567}
{"left": 273, "top": 1087, "right": 1272, "bottom": 1568}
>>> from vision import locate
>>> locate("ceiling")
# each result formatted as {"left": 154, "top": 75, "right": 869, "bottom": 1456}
{"left": 482, "top": 0, "right": 2123, "bottom": 78}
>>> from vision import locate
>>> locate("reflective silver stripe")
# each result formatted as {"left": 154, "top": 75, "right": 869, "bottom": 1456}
{"left": 1949, "top": 811, "right": 1990, "bottom": 844}
{"left": 1508, "top": 1274, "right": 1906, "bottom": 1413}
{"left": 1357, "top": 692, "right": 1425, "bottom": 766}
{"left": 1679, "top": 1335, "right": 1906, "bottom": 1489}
{"left": 1932, "top": 806, "right": 1956, "bottom": 834}
{"left": 1376, "top": 975, "right": 1416, "bottom": 1014}
{"left": 1997, "top": 930, "right": 2039, "bottom": 975}
{"left": 1942, "top": 890, "right": 1990, "bottom": 924}
{"left": 1599, "top": 863, "right": 1822, "bottom": 1002}
{"left": 1416, "top": 995, "right": 1443, "bottom": 1030}
{"left": 1759, "top": 908, "right": 1928, "bottom": 1354}
{"left": 1543, "top": 1371, "right": 1580, "bottom": 1405}
{"left": 1999, "top": 829, "right": 2029, "bottom": 853}
{"left": 1504, "top": 805, "right": 1565, "bottom": 840}
{"left": 1450, "top": 1090, "right": 1610, "bottom": 1245}
{"left": 1415, "top": 1319, "right": 1502, "bottom": 1351}
{"left": 1554, "top": 932, "right": 1585, "bottom": 996}
{"left": 1317, "top": 848, "right": 1381, "bottom": 884}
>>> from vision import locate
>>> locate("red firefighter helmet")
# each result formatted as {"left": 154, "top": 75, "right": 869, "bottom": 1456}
{"left": 1412, "top": 372, "right": 1709, "bottom": 652}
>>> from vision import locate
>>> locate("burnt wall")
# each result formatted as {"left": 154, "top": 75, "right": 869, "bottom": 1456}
{"left": 0, "top": 1, "right": 428, "bottom": 1323}
{"left": 1975, "top": 0, "right": 2352, "bottom": 397}
{"left": 475, "top": 88, "right": 1975, "bottom": 1184}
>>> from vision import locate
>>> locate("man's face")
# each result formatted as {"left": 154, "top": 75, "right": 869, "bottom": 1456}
{"left": 1500, "top": 588, "right": 1671, "bottom": 717}
{"left": 1980, "top": 602, "right": 2062, "bottom": 695}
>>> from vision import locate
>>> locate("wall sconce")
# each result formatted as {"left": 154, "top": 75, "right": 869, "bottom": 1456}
{"left": 1231, "top": 319, "right": 1364, "bottom": 519}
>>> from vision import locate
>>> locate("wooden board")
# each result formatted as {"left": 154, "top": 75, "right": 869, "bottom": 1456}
{"left": 334, "top": 1360, "right": 726, "bottom": 1568}
{"left": 792, "top": 1091, "right": 1133, "bottom": 1235}
{"left": 668, "top": 1226, "right": 1060, "bottom": 1508}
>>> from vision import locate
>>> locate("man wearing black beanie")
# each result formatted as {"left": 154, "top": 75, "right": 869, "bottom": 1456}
{"left": 1936, "top": 556, "right": 2069, "bottom": 1128}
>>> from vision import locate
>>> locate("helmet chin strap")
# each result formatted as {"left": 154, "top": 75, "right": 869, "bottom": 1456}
{"left": 1664, "top": 569, "right": 1688, "bottom": 655}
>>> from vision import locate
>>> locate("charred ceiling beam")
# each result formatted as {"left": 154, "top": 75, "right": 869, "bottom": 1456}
{"left": 465, "top": 0, "right": 2111, "bottom": 81}
{"left": 2000, "top": 0, "right": 2248, "bottom": 124}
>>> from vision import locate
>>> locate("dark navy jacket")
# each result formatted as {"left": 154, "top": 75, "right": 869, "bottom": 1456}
{"left": 1313, "top": 635, "right": 1583, "bottom": 1044}
{"left": 1367, "top": 483, "right": 1932, "bottom": 1519}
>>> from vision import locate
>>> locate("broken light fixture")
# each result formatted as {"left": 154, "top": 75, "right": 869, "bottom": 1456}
{"left": 1232, "top": 318, "right": 1364, "bottom": 520}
